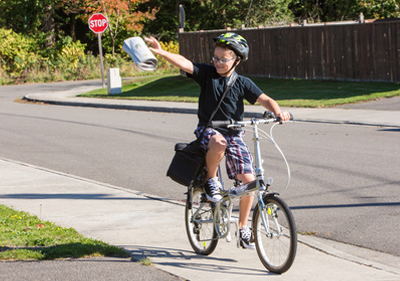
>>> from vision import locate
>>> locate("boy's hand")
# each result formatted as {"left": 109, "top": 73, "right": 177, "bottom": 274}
{"left": 277, "top": 112, "right": 291, "bottom": 122}
{"left": 144, "top": 37, "right": 162, "bottom": 54}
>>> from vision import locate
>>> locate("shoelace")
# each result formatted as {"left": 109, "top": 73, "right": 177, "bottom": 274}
{"left": 209, "top": 185, "right": 220, "bottom": 196}
{"left": 240, "top": 228, "right": 251, "bottom": 240}
{"left": 208, "top": 180, "right": 222, "bottom": 196}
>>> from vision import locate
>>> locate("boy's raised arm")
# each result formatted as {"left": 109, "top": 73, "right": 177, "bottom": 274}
{"left": 145, "top": 37, "right": 194, "bottom": 75}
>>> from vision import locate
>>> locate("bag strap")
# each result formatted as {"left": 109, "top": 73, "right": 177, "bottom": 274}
{"left": 206, "top": 71, "right": 238, "bottom": 127}
{"left": 198, "top": 72, "right": 238, "bottom": 139}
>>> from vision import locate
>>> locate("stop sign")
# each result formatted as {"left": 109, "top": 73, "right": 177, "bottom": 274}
{"left": 88, "top": 13, "right": 108, "bottom": 34}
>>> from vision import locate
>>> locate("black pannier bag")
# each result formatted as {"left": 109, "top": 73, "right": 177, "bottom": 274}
{"left": 166, "top": 140, "right": 206, "bottom": 187}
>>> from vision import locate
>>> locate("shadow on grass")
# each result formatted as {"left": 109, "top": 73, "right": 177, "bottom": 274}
{"left": 87, "top": 76, "right": 200, "bottom": 101}
{"left": 1, "top": 242, "right": 129, "bottom": 260}
{"left": 120, "top": 76, "right": 199, "bottom": 98}
{"left": 250, "top": 78, "right": 400, "bottom": 101}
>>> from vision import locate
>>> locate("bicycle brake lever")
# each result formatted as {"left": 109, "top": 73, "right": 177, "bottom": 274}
{"left": 263, "top": 111, "right": 275, "bottom": 119}
{"left": 227, "top": 124, "right": 244, "bottom": 130}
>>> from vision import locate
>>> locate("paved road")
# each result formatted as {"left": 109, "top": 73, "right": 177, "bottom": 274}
{"left": 337, "top": 95, "right": 400, "bottom": 110}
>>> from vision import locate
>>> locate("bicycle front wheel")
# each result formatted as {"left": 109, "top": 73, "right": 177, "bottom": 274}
{"left": 185, "top": 187, "right": 218, "bottom": 255}
{"left": 253, "top": 195, "right": 297, "bottom": 274}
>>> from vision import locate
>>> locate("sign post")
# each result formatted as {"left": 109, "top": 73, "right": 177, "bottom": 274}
{"left": 88, "top": 13, "right": 108, "bottom": 88}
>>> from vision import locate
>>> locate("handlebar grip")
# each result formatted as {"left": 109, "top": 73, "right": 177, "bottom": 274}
{"left": 276, "top": 113, "right": 294, "bottom": 123}
{"left": 211, "top": 120, "right": 234, "bottom": 128}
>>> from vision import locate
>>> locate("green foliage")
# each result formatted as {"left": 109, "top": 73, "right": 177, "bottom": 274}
{"left": 244, "top": 0, "right": 294, "bottom": 26}
{"left": 359, "top": 0, "right": 400, "bottom": 19}
{"left": 155, "top": 41, "right": 180, "bottom": 69}
{"left": 0, "top": 28, "right": 91, "bottom": 80}
{"left": 139, "top": 0, "right": 179, "bottom": 42}
{"left": 0, "top": 28, "right": 40, "bottom": 77}
{"left": 0, "top": 0, "right": 49, "bottom": 35}
{"left": 56, "top": 36, "right": 87, "bottom": 70}
{"left": 138, "top": 257, "right": 153, "bottom": 266}
{"left": 289, "top": 0, "right": 400, "bottom": 23}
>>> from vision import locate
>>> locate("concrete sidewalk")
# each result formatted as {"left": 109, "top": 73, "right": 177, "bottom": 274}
{"left": 1, "top": 158, "right": 400, "bottom": 280}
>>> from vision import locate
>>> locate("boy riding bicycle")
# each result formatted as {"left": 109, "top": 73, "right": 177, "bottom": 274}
{"left": 146, "top": 33, "right": 290, "bottom": 249}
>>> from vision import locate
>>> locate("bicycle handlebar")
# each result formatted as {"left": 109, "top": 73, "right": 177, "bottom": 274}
{"left": 211, "top": 111, "right": 293, "bottom": 129}
{"left": 211, "top": 120, "right": 235, "bottom": 128}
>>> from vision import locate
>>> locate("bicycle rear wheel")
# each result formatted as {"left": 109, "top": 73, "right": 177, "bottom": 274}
{"left": 185, "top": 187, "right": 218, "bottom": 255}
{"left": 253, "top": 195, "right": 297, "bottom": 273}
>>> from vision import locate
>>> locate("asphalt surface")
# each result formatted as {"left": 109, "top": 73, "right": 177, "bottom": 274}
{"left": 1, "top": 82, "right": 400, "bottom": 280}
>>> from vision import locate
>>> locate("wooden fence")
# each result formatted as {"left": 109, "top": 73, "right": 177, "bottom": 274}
{"left": 178, "top": 19, "right": 400, "bottom": 82}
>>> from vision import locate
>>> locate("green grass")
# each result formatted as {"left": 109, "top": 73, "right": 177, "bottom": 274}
{"left": 79, "top": 75, "right": 400, "bottom": 108}
{"left": 81, "top": 75, "right": 200, "bottom": 103}
{"left": 0, "top": 205, "right": 129, "bottom": 261}
{"left": 138, "top": 257, "right": 153, "bottom": 266}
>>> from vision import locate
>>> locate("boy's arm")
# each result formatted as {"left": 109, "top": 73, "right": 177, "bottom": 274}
{"left": 257, "top": 93, "right": 291, "bottom": 121}
{"left": 145, "top": 37, "right": 194, "bottom": 75}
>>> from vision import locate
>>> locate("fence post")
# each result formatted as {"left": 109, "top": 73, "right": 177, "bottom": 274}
{"left": 359, "top": 13, "right": 365, "bottom": 24}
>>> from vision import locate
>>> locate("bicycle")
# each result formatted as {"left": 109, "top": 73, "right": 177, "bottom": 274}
{"left": 184, "top": 111, "right": 297, "bottom": 274}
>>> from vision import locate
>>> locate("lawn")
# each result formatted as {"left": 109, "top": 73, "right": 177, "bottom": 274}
{"left": 0, "top": 205, "right": 129, "bottom": 261}
{"left": 79, "top": 75, "right": 400, "bottom": 108}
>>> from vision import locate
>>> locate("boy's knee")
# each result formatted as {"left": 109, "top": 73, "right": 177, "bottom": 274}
{"left": 208, "top": 135, "right": 227, "bottom": 151}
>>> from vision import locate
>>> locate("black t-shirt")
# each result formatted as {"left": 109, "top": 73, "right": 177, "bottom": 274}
{"left": 188, "top": 63, "right": 263, "bottom": 135}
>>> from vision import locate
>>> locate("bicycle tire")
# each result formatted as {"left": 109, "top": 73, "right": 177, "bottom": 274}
{"left": 253, "top": 195, "right": 297, "bottom": 273}
{"left": 185, "top": 187, "right": 218, "bottom": 255}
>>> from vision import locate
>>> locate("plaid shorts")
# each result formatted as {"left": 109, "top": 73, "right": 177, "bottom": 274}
{"left": 195, "top": 127, "right": 254, "bottom": 179}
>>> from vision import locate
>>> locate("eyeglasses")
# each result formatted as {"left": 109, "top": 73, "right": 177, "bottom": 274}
{"left": 212, "top": 56, "right": 236, "bottom": 65}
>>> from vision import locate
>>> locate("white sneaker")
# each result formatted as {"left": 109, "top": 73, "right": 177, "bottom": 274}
{"left": 204, "top": 177, "right": 223, "bottom": 202}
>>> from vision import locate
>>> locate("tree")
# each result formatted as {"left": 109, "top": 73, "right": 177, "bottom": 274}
{"left": 290, "top": 0, "right": 400, "bottom": 23}
{"left": 243, "top": 0, "right": 294, "bottom": 26}
{"left": 140, "top": 0, "right": 295, "bottom": 42}
{"left": 0, "top": 0, "right": 57, "bottom": 35}
{"left": 139, "top": 0, "right": 180, "bottom": 42}
{"left": 56, "top": 0, "right": 87, "bottom": 42}
{"left": 358, "top": 0, "right": 400, "bottom": 19}
{"left": 82, "top": 0, "right": 157, "bottom": 56}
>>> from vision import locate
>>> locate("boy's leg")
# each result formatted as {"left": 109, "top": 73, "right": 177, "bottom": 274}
{"left": 201, "top": 134, "right": 227, "bottom": 202}
{"left": 206, "top": 134, "right": 227, "bottom": 180}
{"left": 236, "top": 173, "right": 256, "bottom": 229}
{"left": 237, "top": 173, "right": 256, "bottom": 249}
{"left": 224, "top": 132, "right": 255, "bottom": 227}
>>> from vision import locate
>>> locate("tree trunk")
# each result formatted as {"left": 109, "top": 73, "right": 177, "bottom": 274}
{"left": 43, "top": 5, "right": 56, "bottom": 48}
{"left": 70, "top": 15, "right": 77, "bottom": 42}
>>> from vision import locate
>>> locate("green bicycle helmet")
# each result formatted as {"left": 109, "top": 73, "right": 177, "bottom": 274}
{"left": 213, "top": 32, "right": 249, "bottom": 61}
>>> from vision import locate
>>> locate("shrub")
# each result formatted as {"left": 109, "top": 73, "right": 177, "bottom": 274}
{"left": 0, "top": 28, "right": 40, "bottom": 77}
{"left": 57, "top": 36, "right": 87, "bottom": 71}
{"left": 156, "top": 41, "right": 179, "bottom": 69}
{"left": 0, "top": 29, "right": 181, "bottom": 84}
